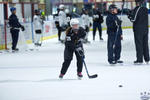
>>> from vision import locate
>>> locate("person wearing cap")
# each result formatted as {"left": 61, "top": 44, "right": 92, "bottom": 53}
{"left": 127, "top": 0, "right": 149, "bottom": 64}
{"left": 106, "top": 4, "right": 123, "bottom": 65}
{"left": 9, "top": 7, "right": 25, "bottom": 52}
{"left": 59, "top": 19, "right": 86, "bottom": 79}
{"left": 81, "top": 8, "right": 91, "bottom": 43}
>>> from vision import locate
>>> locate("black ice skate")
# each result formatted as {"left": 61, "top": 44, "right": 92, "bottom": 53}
{"left": 35, "top": 43, "right": 42, "bottom": 46}
{"left": 100, "top": 37, "right": 103, "bottom": 41}
{"left": 117, "top": 60, "right": 123, "bottom": 64}
{"left": 109, "top": 61, "right": 117, "bottom": 65}
{"left": 12, "top": 48, "right": 19, "bottom": 52}
{"left": 134, "top": 60, "right": 143, "bottom": 65}
{"left": 145, "top": 61, "right": 149, "bottom": 65}
{"left": 77, "top": 72, "right": 83, "bottom": 80}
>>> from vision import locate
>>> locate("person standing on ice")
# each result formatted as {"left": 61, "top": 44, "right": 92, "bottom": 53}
{"left": 33, "top": 9, "right": 43, "bottom": 46}
{"left": 58, "top": 4, "right": 68, "bottom": 43}
{"left": 59, "top": 19, "right": 86, "bottom": 79}
{"left": 9, "top": 7, "right": 25, "bottom": 52}
{"left": 54, "top": 8, "right": 61, "bottom": 41}
{"left": 106, "top": 4, "right": 123, "bottom": 65}
{"left": 92, "top": 5, "right": 104, "bottom": 41}
{"left": 81, "top": 8, "right": 91, "bottom": 43}
{"left": 65, "top": 9, "right": 72, "bottom": 27}
{"left": 127, "top": 0, "right": 149, "bottom": 64}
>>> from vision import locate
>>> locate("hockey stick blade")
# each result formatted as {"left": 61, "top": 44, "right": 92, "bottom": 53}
{"left": 89, "top": 74, "right": 98, "bottom": 79}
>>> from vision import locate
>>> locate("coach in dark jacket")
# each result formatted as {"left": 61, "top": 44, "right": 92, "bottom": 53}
{"left": 9, "top": 7, "right": 25, "bottom": 51}
{"left": 128, "top": 0, "right": 149, "bottom": 64}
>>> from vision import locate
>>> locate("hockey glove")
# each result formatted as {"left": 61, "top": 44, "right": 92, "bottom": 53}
{"left": 121, "top": 35, "right": 123, "bottom": 40}
{"left": 21, "top": 25, "right": 25, "bottom": 31}
{"left": 90, "top": 23, "right": 92, "bottom": 27}
{"left": 76, "top": 47, "right": 84, "bottom": 58}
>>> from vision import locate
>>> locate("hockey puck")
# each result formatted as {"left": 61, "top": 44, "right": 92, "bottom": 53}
{"left": 118, "top": 85, "right": 123, "bottom": 87}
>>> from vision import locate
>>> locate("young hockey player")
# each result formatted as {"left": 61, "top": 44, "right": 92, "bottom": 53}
{"left": 9, "top": 7, "right": 25, "bottom": 52}
{"left": 81, "top": 8, "right": 91, "bottom": 43}
{"left": 127, "top": 0, "right": 149, "bottom": 64}
{"left": 59, "top": 19, "right": 86, "bottom": 79}
{"left": 65, "top": 9, "right": 72, "bottom": 27}
{"left": 33, "top": 9, "right": 43, "bottom": 46}
{"left": 58, "top": 4, "right": 68, "bottom": 43}
{"left": 106, "top": 4, "right": 123, "bottom": 64}
{"left": 54, "top": 8, "right": 61, "bottom": 41}
{"left": 92, "top": 6, "right": 104, "bottom": 41}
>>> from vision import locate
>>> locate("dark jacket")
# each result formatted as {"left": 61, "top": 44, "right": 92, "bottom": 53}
{"left": 93, "top": 9, "right": 103, "bottom": 23}
{"left": 65, "top": 27, "right": 86, "bottom": 50}
{"left": 129, "top": 6, "right": 149, "bottom": 34}
{"left": 106, "top": 13, "right": 122, "bottom": 36}
{"left": 9, "top": 14, "right": 22, "bottom": 29}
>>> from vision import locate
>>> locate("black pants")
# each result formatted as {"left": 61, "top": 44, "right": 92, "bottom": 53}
{"left": 134, "top": 31, "right": 149, "bottom": 62}
{"left": 56, "top": 24, "right": 61, "bottom": 41}
{"left": 93, "top": 22, "right": 102, "bottom": 40}
{"left": 58, "top": 27, "right": 66, "bottom": 41}
{"left": 10, "top": 29, "right": 19, "bottom": 50}
{"left": 58, "top": 29, "right": 61, "bottom": 41}
{"left": 107, "top": 35, "right": 122, "bottom": 63}
{"left": 60, "top": 47, "right": 83, "bottom": 75}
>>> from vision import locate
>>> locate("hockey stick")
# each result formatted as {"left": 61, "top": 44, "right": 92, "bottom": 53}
{"left": 83, "top": 58, "right": 98, "bottom": 79}
{"left": 113, "top": 22, "right": 120, "bottom": 49}
{"left": 76, "top": 48, "right": 98, "bottom": 79}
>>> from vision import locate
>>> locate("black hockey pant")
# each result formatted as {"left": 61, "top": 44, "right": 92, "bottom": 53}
{"left": 134, "top": 31, "right": 149, "bottom": 62}
{"left": 93, "top": 22, "right": 102, "bottom": 40}
{"left": 60, "top": 47, "right": 83, "bottom": 75}
{"left": 107, "top": 35, "right": 122, "bottom": 63}
{"left": 10, "top": 29, "right": 19, "bottom": 50}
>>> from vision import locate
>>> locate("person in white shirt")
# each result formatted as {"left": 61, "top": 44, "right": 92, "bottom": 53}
{"left": 81, "top": 8, "right": 91, "bottom": 43}
{"left": 58, "top": 4, "right": 68, "bottom": 43}
{"left": 33, "top": 9, "right": 43, "bottom": 46}
{"left": 65, "top": 9, "right": 72, "bottom": 27}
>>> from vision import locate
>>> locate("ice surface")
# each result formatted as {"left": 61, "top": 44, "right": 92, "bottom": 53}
{"left": 0, "top": 29, "right": 150, "bottom": 100}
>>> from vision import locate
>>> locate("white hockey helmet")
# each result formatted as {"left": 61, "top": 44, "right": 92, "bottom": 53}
{"left": 65, "top": 9, "right": 69, "bottom": 14}
{"left": 70, "top": 18, "right": 79, "bottom": 27}
{"left": 59, "top": 4, "right": 65, "bottom": 10}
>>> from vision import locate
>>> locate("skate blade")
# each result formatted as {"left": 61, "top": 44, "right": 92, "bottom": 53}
{"left": 134, "top": 63, "right": 143, "bottom": 65}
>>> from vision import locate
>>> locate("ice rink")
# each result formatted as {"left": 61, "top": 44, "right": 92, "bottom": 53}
{"left": 0, "top": 29, "right": 150, "bottom": 100}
